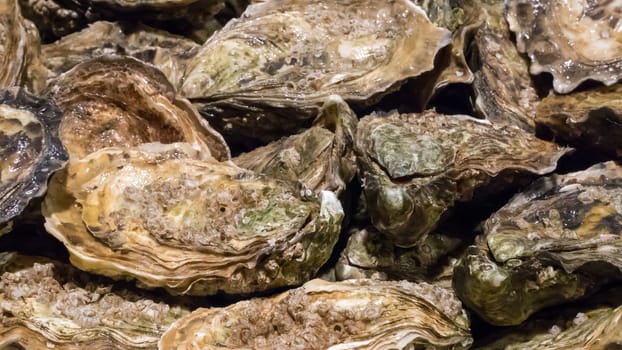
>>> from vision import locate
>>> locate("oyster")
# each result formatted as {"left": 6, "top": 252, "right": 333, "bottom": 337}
{"left": 234, "top": 95, "right": 357, "bottom": 195}
{"left": 506, "top": 0, "right": 622, "bottom": 93}
{"left": 0, "top": 88, "right": 66, "bottom": 234}
{"left": 536, "top": 83, "right": 622, "bottom": 158}
{"left": 43, "top": 143, "right": 344, "bottom": 296}
{"left": 182, "top": 0, "right": 451, "bottom": 143}
{"left": 470, "top": 0, "right": 537, "bottom": 131}
{"left": 159, "top": 279, "right": 473, "bottom": 350}
{"left": 0, "top": 252, "right": 188, "bottom": 349}
{"left": 356, "top": 111, "right": 568, "bottom": 247}
{"left": 41, "top": 21, "right": 200, "bottom": 90}
{"left": 46, "top": 56, "right": 229, "bottom": 161}
{"left": 454, "top": 161, "right": 622, "bottom": 325}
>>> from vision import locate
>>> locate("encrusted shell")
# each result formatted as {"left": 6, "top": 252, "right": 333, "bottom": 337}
{"left": 46, "top": 56, "right": 229, "bottom": 161}
{"left": 182, "top": 0, "right": 451, "bottom": 142}
{"left": 159, "top": 279, "right": 472, "bottom": 350}
{"left": 42, "top": 143, "right": 344, "bottom": 296}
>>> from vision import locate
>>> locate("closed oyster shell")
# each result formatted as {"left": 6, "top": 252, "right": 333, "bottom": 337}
{"left": 46, "top": 56, "right": 229, "bottom": 161}
{"left": 470, "top": 0, "right": 537, "bottom": 131}
{"left": 506, "top": 0, "right": 622, "bottom": 93}
{"left": 0, "top": 88, "right": 67, "bottom": 233}
{"left": 0, "top": 252, "right": 188, "bottom": 349}
{"left": 356, "top": 111, "right": 568, "bottom": 247}
{"left": 159, "top": 279, "right": 472, "bottom": 350}
{"left": 536, "top": 83, "right": 622, "bottom": 158}
{"left": 454, "top": 161, "right": 622, "bottom": 325}
{"left": 41, "top": 21, "right": 199, "bottom": 90}
{"left": 234, "top": 95, "right": 357, "bottom": 195}
{"left": 42, "top": 143, "right": 344, "bottom": 296}
{"left": 182, "top": 0, "right": 451, "bottom": 143}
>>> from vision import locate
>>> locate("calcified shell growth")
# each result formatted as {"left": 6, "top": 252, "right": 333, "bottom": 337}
{"left": 183, "top": 0, "right": 451, "bottom": 142}
{"left": 0, "top": 252, "right": 188, "bottom": 350}
{"left": 454, "top": 162, "right": 622, "bottom": 326}
{"left": 0, "top": 88, "right": 66, "bottom": 230}
{"left": 356, "top": 110, "right": 568, "bottom": 247}
{"left": 506, "top": 0, "right": 622, "bottom": 93}
{"left": 46, "top": 56, "right": 229, "bottom": 161}
{"left": 159, "top": 279, "right": 472, "bottom": 350}
{"left": 43, "top": 143, "right": 344, "bottom": 296}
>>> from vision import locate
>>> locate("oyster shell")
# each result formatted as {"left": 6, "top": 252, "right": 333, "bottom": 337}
{"left": 46, "top": 56, "right": 229, "bottom": 161}
{"left": 0, "top": 252, "right": 188, "bottom": 349}
{"left": 41, "top": 21, "right": 200, "bottom": 90}
{"left": 454, "top": 161, "right": 622, "bottom": 325}
{"left": 42, "top": 143, "right": 344, "bottom": 296}
{"left": 506, "top": 0, "right": 622, "bottom": 93}
{"left": 470, "top": 0, "right": 537, "bottom": 131}
{"left": 159, "top": 279, "right": 473, "bottom": 350}
{"left": 0, "top": 87, "right": 67, "bottom": 233}
{"left": 182, "top": 0, "right": 451, "bottom": 143}
{"left": 356, "top": 111, "right": 568, "bottom": 247}
{"left": 536, "top": 83, "right": 622, "bottom": 158}
{"left": 234, "top": 95, "right": 357, "bottom": 195}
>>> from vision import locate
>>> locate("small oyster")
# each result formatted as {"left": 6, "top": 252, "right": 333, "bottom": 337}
{"left": 159, "top": 279, "right": 473, "bottom": 350}
{"left": 43, "top": 143, "right": 344, "bottom": 296}
{"left": 506, "top": 0, "right": 622, "bottom": 93}
{"left": 536, "top": 83, "right": 622, "bottom": 158}
{"left": 470, "top": 0, "right": 537, "bottom": 131}
{"left": 182, "top": 0, "right": 451, "bottom": 143}
{"left": 356, "top": 111, "right": 568, "bottom": 247}
{"left": 41, "top": 21, "right": 200, "bottom": 90}
{"left": 0, "top": 252, "right": 188, "bottom": 349}
{"left": 454, "top": 161, "right": 622, "bottom": 325}
{"left": 234, "top": 95, "right": 357, "bottom": 195}
{"left": 0, "top": 88, "right": 66, "bottom": 234}
{"left": 46, "top": 56, "right": 229, "bottom": 160}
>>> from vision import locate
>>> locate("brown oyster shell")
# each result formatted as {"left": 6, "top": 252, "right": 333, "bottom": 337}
{"left": 42, "top": 143, "right": 344, "bottom": 296}
{"left": 355, "top": 111, "right": 568, "bottom": 247}
{"left": 182, "top": 0, "right": 451, "bottom": 143}
{"left": 45, "top": 56, "right": 229, "bottom": 161}
{"left": 41, "top": 21, "right": 199, "bottom": 90}
{"left": 506, "top": 0, "right": 622, "bottom": 93}
{"left": 234, "top": 95, "right": 357, "bottom": 195}
{"left": 159, "top": 279, "right": 472, "bottom": 350}
{"left": 0, "top": 252, "right": 188, "bottom": 349}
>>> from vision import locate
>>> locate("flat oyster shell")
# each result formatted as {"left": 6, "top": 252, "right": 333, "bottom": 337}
{"left": 46, "top": 56, "right": 229, "bottom": 161}
{"left": 536, "top": 83, "right": 622, "bottom": 158}
{"left": 356, "top": 111, "right": 568, "bottom": 247}
{"left": 0, "top": 88, "right": 67, "bottom": 232}
{"left": 0, "top": 252, "right": 188, "bottom": 349}
{"left": 159, "top": 279, "right": 472, "bottom": 350}
{"left": 182, "top": 0, "right": 451, "bottom": 143}
{"left": 454, "top": 161, "right": 622, "bottom": 325}
{"left": 506, "top": 0, "right": 622, "bottom": 93}
{"left": 41, "top": 21, "right": 199, "bottom": 90}
{"left": 234, "top": 95, "right": 357, "bottom": 195}
{"left": 42, "top": 143, "right": 344, "bottom": 296}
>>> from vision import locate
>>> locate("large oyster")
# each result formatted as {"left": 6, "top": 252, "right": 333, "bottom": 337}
{"left": 0, "top": 88, "right": 66, "bottom": 234}
{"left": 0, "top": 252, "right": 188, "bottom": 349}
{"left": 182, "top": 0, "right": 451, "bottom": 143}
{"left": 159, "top": 279, "right": 472, "bottom": 350}
{"left": 43, "top": 143, "right": 344, "bottom": 296}
{"left": 536, "top": 83, "right": 622, "bottom": 158}
{"left": 356, "top": 111, "right": 568, "bottom": 247}
{"left": 41, "top": 21, "right": 199, "bottom": 90}
{"left": 234, "top": 95, "right": 357, "bottom": 195}
{"left": 46, "top": 56, "right": 229, "bottom": 161}
{"left": 454, "top": 161, "right": 622, "bottom": 325}
{"left": 470, "top": 0, "right": 537, "bottom": 131}
{"left": 506, "top": 0, "right": 622, "bottom": 93}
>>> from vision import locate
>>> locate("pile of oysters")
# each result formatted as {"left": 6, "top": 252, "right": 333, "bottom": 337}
{"left": 2, "top": 0, "right": 622, "bottom": 348}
